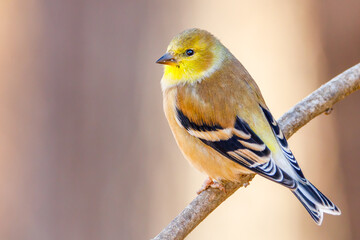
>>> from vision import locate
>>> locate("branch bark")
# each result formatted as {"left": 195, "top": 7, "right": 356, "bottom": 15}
{"left": 153, "top": 63, "right": 360, "bottom": 240}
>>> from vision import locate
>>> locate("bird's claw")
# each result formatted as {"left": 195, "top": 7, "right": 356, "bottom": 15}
{"left": 197, "top": 177, "right": 226, "bottom": 194}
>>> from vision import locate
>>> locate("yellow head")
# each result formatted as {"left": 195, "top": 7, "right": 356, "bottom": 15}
{"left": 156, "top": 28, "right": 228, "bottom": 90}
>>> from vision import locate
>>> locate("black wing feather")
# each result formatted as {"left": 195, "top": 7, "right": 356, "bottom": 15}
{"left": 176, "top": 108, "right": 297, "bottom": 189}
{"left": 260, "top": 105, "right": 306, "bottom": 181}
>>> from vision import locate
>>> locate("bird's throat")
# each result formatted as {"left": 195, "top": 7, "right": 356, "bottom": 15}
{"left": 161, "top": 65, "right": 204, "bottom": 90}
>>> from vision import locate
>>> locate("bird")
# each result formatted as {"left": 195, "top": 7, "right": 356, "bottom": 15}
{"left": 156, "top": 28, "right": 340, "bottom": 225}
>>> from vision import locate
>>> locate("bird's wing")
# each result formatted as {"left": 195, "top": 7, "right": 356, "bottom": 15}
{"left": 176, "top": 107, "right": 298, "bottom": 189}
{"left": 260, "top": 105, "right": 306, "bottom": 182}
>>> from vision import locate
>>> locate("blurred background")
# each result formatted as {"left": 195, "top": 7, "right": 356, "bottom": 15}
{"left": 0, "top": 0, "right": 359, "bottom": 239}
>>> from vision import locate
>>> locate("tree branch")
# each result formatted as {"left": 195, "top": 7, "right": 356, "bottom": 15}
{"left": 153, "top": 63, "right": 360, "bottom": 240}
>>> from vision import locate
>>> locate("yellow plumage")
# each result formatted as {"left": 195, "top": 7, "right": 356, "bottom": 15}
{"left": 156, "top": 28, "right": 340, "bottom": 225}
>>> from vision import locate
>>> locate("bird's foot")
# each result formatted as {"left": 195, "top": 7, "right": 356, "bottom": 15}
{"left": 197, "top": 177, "right": 226, "bottom": 194}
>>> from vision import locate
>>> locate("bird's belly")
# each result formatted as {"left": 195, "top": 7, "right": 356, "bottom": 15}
{"left": 173, "top": 125, "right": 253, "bottom": 181}
{"left": 163, "top": 87, "right": 253, "bottom": 182}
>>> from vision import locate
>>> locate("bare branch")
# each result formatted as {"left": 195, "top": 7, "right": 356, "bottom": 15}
{"left": 279, "top": 63, "right": 360, "bottom": 139}
{"left": 153, "top": 63, "right": 360, "bottom": 240}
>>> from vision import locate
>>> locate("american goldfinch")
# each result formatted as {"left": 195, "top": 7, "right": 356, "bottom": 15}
{"left": 156, "top": 28, "right": 340, "bottom": 225}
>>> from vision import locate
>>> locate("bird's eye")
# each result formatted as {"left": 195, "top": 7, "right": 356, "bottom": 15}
{"left": 185, "top": 49, "right": 194, "bottom": 56}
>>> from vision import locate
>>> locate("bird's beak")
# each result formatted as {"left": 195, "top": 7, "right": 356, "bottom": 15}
{"left": 156, "top": 52, "right": 177, "bottom": 66}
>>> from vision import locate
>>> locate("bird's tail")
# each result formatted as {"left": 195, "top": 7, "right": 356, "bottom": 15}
{"left": 292, "top": 181, "right": 341, "bottom": 225}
